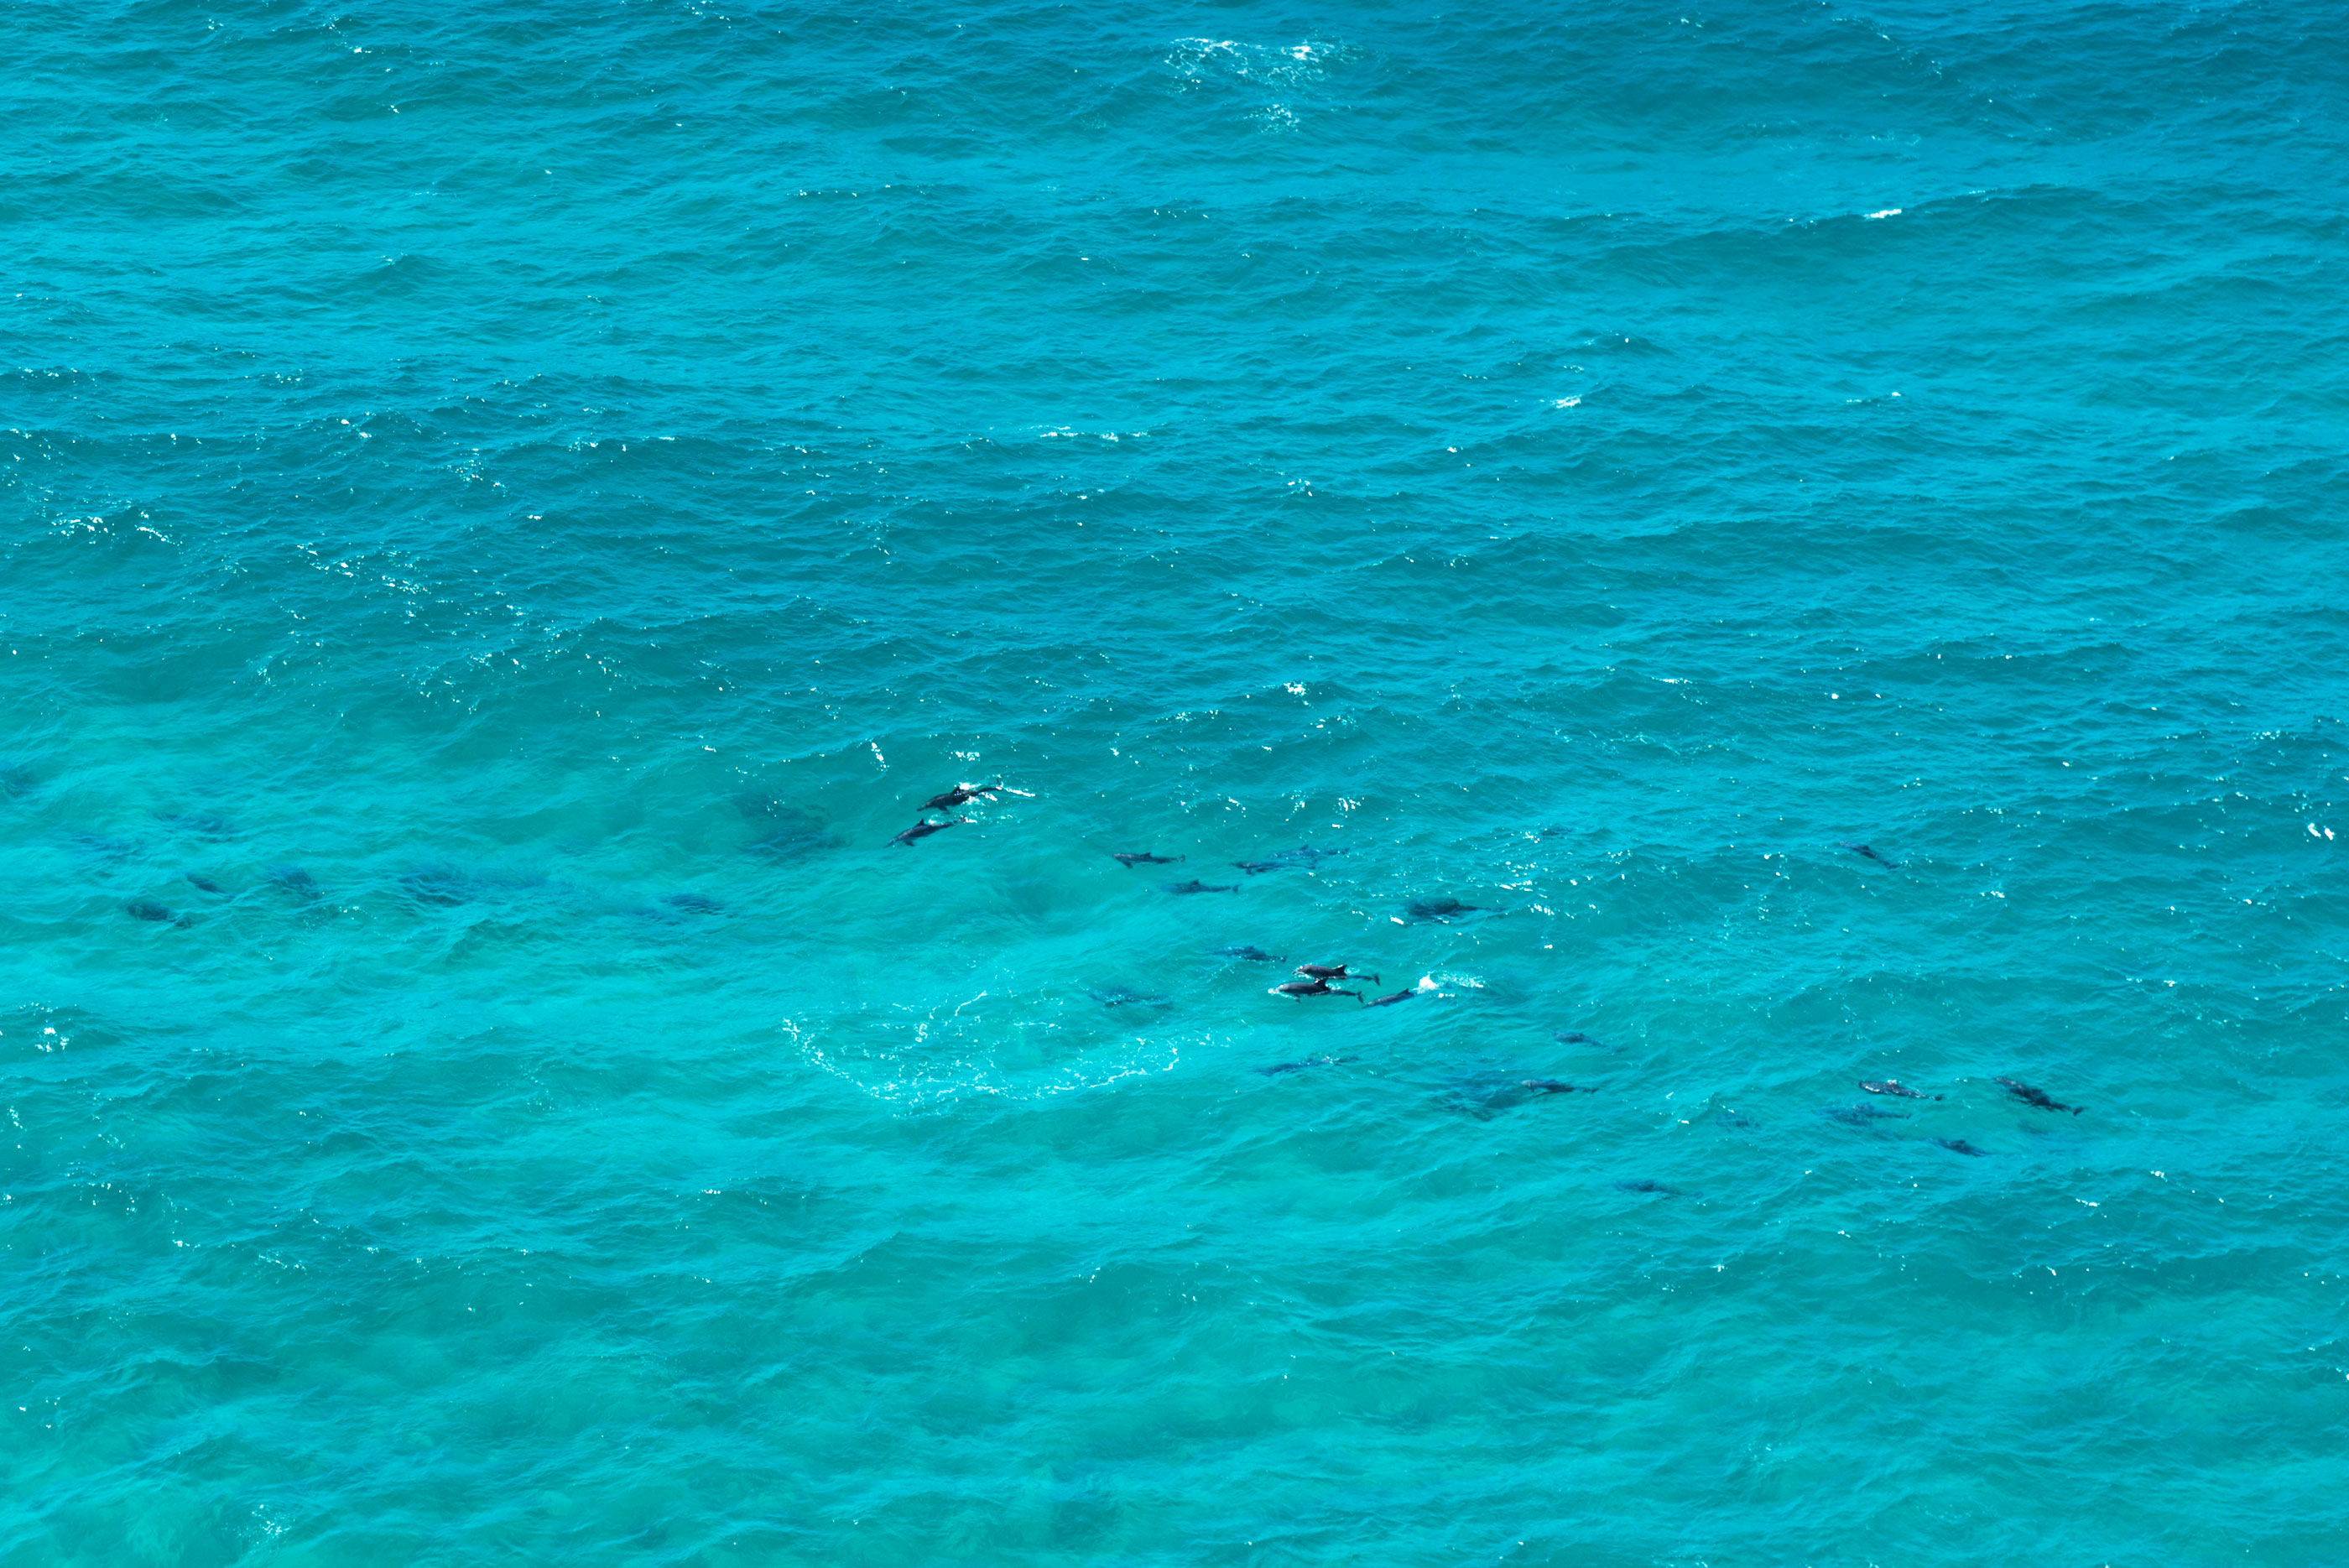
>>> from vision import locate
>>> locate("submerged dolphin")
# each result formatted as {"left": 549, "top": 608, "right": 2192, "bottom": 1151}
{"left": 1212, "top": 944, "right": 1282, "bottom": 961}
{"left": 1837, "top": 841, "right": 1900, "bottom": 867}
{"left": 1162, "top": 879, "right": 1236, "bottom": 894}
{"left": 1255, "top": 1055, "right": 1354, "bottom": 1076}
{"left": 1996, "top": 1076, "right": 2085, "bottom": 1115}
{"left": 267, "top": 865, "right": 320, "bottom": 899}
{"left": 1114, "top": 852, "right": 1184, "bottom": 867}
{"left": 1440, "top": 1073, "right": 1593, "bottom": 1120}
{"left": 1088, "top": 987, "right": 1169, "bottom": 1008}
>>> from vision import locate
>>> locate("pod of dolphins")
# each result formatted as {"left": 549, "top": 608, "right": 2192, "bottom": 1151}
{"left": 119, "top": 778, "right": 2087, "bottom": 1164}
{"left": 886, "top": 781, "right": 2091, "bottom": 1155}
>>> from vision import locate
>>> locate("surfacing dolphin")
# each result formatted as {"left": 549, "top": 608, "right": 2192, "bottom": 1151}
{"left": 922, "top": 782, "right": 1018, "bottom": 812}
{"left": 1859, "top": 1079, "right": 1941, "bottom": 1101}
{"left": 1273, "top": 978, "right": 1360, "bottom": 999}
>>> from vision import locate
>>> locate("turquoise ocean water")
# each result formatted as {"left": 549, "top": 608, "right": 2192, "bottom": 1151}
{"left": 5, "top": 1, "right": 2347, "bottom": 1561}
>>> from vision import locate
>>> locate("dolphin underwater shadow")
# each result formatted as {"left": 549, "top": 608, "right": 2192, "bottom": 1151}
{"left": 737, "top": 794, "right": 837, "bottom": 861}
{"left": 1401, "top": 896, "right": 1487, "bottom": 924}
{"left": 400, "top": 866, "right": 548, "bottom": 909}
{"left": 1088, "top": 987, "right": 1170, "bottom": 1008}
{"left": 1436, "top": 1071, "right": 1595, "bottom": 1120}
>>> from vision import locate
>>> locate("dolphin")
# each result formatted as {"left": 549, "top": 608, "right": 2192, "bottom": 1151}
{"left": 1273, "top": 978, "right": 1359, "bottom": 999}
{"left": 1859, "top": 1080, "right": 1940, "bottom": 1101}
{"left": 71, "top": 832, "right": 143, "bottom": 860}
{"left": 125, "top": 899, "right": 182, "bottom": 925}
{"left": 1440, "top": 1072, "right": 1591, "bottom": 1119}
{"left": 185, "top": 873, "right": 228, "bottom": 895}
{"left": 737, "top": 795, "right": 835, "bottom": 860}
{"left": 1212, "top": 945, "right": 1282, "bottom": 961}
{"left": 267, "top": 865, "right": 320, "bottom": 899}
{"left": 1162, "top": 879, "right": 1237, "bottom": 894}
{"left": 1935, "top": 1137, "right": 1988, "bottom": 1157}
{"left": 1613, "top": 1179, "right": 1680, "bottom": 1196}
{"left": 889, "top": 816, "right": 967, "bottom": 847}
{"left": 1255, "top": 1055, "right": 1355, "bottom": 1076}
{"left": 1113, "top": 852, "right": 1183, "bottom": 867}
{"left": 1297, "top": 963, "right": 1378, "bottom": 983}
{"left": 1837, "top": 841, "right": 1900, "bottom": 867}
{"left": 1996, "top": 1076, "right": 2085, "bottom": 1115}
{"left": 1088, "top": 987, "right": 1169, "bottom": 1008}
{"left": 1365, "top": 990, "right": 1416, "bottom": 1008}
{"left": 1404, "top": 896, "right": 1483, "bottom": 923}
{"left": 922, "top": 782, "right": 1008, "bottom": 812}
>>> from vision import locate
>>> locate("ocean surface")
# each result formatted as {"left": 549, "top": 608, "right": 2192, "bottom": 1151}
{"left": 5, "top": 0, "right": 2346, "bottom": 1562}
